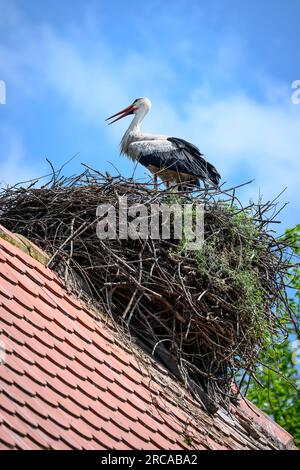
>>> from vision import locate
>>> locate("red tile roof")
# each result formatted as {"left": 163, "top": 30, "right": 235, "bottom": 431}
{"left": 0, "top": 225, "right": 297, "bottom": 450}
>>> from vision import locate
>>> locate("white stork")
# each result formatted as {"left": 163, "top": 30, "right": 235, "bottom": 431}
{"left": 106, "top": 97, "right": 221, "bottom": 189}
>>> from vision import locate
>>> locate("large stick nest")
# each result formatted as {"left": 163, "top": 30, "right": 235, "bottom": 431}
{"left": 0, "top": 166, "right": 295, "bottom": 413}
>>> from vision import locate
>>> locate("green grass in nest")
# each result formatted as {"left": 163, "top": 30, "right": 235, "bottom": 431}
{"left": 172, "top": 204, "right": 273, "bottom": 359}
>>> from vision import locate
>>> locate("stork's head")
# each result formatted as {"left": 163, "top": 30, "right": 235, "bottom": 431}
{"left": 106, "top": 97, "right": 151, "bottom": 124}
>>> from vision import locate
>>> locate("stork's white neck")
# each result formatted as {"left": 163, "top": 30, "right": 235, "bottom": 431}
{"left": 128, "top": 105, "right": 149, "bottom": 133}
{"left": 120, "top": 99, "right": 152, "bottom": 155}
{"left": 121, "top": 107, "right": 145, "bottom": 153}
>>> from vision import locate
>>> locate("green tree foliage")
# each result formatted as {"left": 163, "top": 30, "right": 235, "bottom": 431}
{"left": 246, "top": 224, "right": 300, "bottom": 447}
{"left": 285, "top": 224, "right": 300, "bottom": 335}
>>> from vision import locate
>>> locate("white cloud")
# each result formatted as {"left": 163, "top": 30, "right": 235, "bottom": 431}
{"left": 0, "top": 127, "right": 40, "bottom": 186}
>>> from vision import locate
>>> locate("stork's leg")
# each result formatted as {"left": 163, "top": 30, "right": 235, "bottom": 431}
{"left": 154, "top": 174, "right": 158, "bottom": 190}
{"left": 204, "top": 182, "right": 209, "bottom": 196}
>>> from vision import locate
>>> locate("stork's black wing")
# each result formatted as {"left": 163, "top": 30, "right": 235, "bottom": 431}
{"left": 168, "top": 138, "right": 221, "bottom": 186}
{"left": 137, "top": 137, "right": 221, "bottom": 186}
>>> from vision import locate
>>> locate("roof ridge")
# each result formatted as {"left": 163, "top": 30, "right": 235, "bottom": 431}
{"left": 0, "top": 225, "right": 48, "bottom": 267}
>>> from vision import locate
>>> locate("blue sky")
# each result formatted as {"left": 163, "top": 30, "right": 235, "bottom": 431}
{"left": 0, "top": 0, "right": 300, "bottom": 230}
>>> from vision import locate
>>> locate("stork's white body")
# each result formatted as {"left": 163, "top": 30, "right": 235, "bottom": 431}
{"left": 121, "top": 130, "right": 172, "bottom": 161}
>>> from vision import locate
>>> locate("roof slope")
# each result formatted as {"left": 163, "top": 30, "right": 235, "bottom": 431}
{"left": 0, "top": 226, "right": 296, "bottom": 450}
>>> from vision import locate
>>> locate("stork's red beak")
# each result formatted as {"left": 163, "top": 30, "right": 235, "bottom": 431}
{"left": 106, "top": 104, "right": 136, "bottom": 124}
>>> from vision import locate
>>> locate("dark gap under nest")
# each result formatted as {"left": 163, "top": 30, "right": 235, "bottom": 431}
{"left": 0, "top": 166, "right": 295, "bottom": 413}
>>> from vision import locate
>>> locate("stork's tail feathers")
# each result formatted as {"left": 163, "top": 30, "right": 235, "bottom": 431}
{"left": 205, "top": 161, "right": 221, "bottom": 188}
